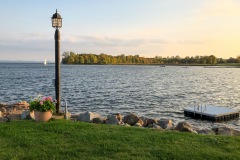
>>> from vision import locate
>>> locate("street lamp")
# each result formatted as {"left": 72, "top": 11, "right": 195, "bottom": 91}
{"left": 52, "top": 9, "right": 62, "bottom": 113}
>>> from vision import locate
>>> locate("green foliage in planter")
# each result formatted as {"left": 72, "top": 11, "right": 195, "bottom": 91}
{"left": 29, "top": 95, "right": 56, "bottom": 112}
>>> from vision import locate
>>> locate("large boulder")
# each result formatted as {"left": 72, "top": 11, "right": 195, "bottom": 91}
{"left": 114, "top": 113, "right": 122, "bottom": 121}
{"left": 0, "top": 111, "right": 2, "bottom": 117}
{"left": 158, "top": 119, "right": 173, "bottom": 129}
{"left": 137, "top": 119, "right": 144, "bottom": 126}
{"left": 123, "top": 113, "right": 140, "bottom": 126}
{"left": 153, "top": 124, "right": 162, "bottom": 129}
{"left": 174, "top": 121, "right": 197, "bottom": 133}
{"left": 216, "top": 126, "right": 240, "bottom": 136}
{"left": 7, "top": 108, "right": 26, "bottom": 121}
{"left": 140, "top": 116, "right": 148, "bottom": 127}
{"left": 0, "top": 117, "right": 8, "bottom": 122}
{"left": 11, "top": 101, "right": 29, "bottom": 110}
{"left": 134, "top": 123, "right": 142, "bottom": 127}
{"left": 77, "top": 111, "right": 101, "bottom": 122}
{"left": 21, "top": 110, "right": 30, "bottom": 120}
{"left": 0, "top": 103, "right": 7, "bottom": 112}
{"left": 7, "top": 114, "right": 21, "bottom": 121}
{"left": 143, "top": 118, "right": 157, "bottom": 127}
{"left": 105, "top": 114, "right": 122, "bottom": 125}
{"left": 196, "top": 128, "right": 215, "bottom": 135}
{"left": 70, "top": 114, "right": 79, "bottom": 120}
{"left": 92, "top": 117, "right": 105, "bottom": 124}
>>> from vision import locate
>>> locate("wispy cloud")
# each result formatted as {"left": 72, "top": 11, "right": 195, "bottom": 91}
{"left": 63, "top": 35, "right": 168, "bottom": 47}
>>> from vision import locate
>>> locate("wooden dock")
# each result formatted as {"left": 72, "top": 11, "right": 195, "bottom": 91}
{"left": 184, "top": 105, "right": 239, "bottom": 121}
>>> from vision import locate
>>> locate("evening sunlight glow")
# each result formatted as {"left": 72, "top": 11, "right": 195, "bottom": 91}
{"left": 0, "top": 0, "right": 240, "bottom": 61}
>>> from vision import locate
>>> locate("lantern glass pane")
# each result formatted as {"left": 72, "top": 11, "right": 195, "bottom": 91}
{"left": 52, "top": 18, "right": 62, "bottom": 28}
{"left": 58, "top": 19, "right": 62, "bottom": 27}
{"left": 52, "top": 19, "right": 56, "bottom": 27}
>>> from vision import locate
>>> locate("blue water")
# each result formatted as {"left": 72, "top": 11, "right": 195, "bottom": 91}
{"left": 0, "top": 63, "right": 239, "bottom": 129}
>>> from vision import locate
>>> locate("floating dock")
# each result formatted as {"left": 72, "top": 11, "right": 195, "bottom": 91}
{"left": 184, "top": 105, "right": 239, "bottom": 121}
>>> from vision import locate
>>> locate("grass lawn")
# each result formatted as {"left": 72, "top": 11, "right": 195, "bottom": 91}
{"left": 0, "top": 120, "right": 239, "bottom": 160}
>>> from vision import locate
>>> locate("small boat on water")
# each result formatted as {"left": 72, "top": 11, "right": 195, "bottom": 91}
{"left": 44, "top": 59, "right": 47, "bottom": 66}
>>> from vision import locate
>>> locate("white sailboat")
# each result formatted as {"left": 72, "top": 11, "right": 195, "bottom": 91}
{"left": 44, "top": 59, "right": 47, "bottom": 65}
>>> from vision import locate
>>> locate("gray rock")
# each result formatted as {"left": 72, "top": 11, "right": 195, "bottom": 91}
{"left": 0, "top": 117, "right": 8, "bottom": 122}
{"left": 123, "top": 113, "right": 140, "bottom": 126}
{"left": 105, "top": 115, "right": 121, "bottom": 125}
{"left": 217, "top": 126, "right": 240, "bottom": 136}
{"left": 196, "top": 128, "right": 215, "bottom": 135}
{"left": 123, "top": 123, "right": 131, "bottom": 127}
{"left": 144, "top": 118, "right": 157, "bottom": 127}
{"left": 174, "top": 121, "right": 197, "bottom": 133}
{"left": 70, "top": 114, "right": 79, "bottom": 120}
{"left": 148, "top": 124, "right": 154, "bottom": 128}
{"left": 77, "top": 111, "right": 101, "bottom": 122}
{"left": 113, "top": 113, "right": 122, "bottom": 121}
{"left": 153, "top": 124, "right": 162, "bottom": 129}
{"left": 137, "top": 119, "right": 144, "bottom": 126}
{"left": 92, "top": 117, "right": 105, "bottom": 124}
{"left": 7, "top": 114, "right": 21, "bottom": 121}
{"left": 0, "top": 107, "right": 6, "bottom": 115}
{"left": 233, "top": 129, "right": 240, "bottom": 136}
{"left": 140, "top": 116, "right": 149, "bottom": 127}
{"left": 158, "top": 118, "right": 173, "bottom": 129}
{"left": 21, "top": 110, "right": 30, "bottom": 120}
{"left": 134, "top": 123, "right": 142, "bottom": 127}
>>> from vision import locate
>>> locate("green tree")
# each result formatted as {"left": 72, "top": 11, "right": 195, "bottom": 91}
{"left": 98, "top": 53, "right": 109, "bottom": 64}
{"left": 79, "top": 56, "right": 85, "bottom": 64}
{"left": 236, "top": 55, "right": 240, "bottom": 63}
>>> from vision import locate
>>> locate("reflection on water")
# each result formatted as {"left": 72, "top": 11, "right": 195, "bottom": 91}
{"left": 0, "top": 63, "right": 239, "bottom": 129}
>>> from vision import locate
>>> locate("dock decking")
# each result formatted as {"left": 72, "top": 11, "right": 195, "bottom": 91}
{"left": 184, "top": 105, "right": 239, "bottom": 121}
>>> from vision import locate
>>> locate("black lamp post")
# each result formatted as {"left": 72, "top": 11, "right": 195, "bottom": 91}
{"left": 52, "top": 9, "right": 62, "bottom": 113}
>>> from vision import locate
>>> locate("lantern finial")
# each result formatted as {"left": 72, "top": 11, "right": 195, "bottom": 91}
{"left": 52, "top": 9, "right": 62, "bottom": 29}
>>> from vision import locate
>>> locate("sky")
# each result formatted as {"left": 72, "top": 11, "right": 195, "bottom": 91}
{"left": 1, "top": 0, "right": 240, "bottom": 61}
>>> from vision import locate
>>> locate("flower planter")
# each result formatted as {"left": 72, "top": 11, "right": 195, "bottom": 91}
{"left": 34, "top": 110, "right": 53, "bottom": 122}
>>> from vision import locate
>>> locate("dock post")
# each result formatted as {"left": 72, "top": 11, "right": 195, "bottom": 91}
{"left": 194, "top": 105, "right": 195, "bottom": 116}
{"left": 200, "top": 104, "right": 202, "bottom": 119}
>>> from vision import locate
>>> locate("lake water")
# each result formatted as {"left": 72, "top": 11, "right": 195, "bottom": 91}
{"left": 0, "top": 63, "right": 239, "bottom": 129}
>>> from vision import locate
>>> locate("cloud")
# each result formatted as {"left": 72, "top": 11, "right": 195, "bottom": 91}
{"left": 0, "top": 32, "right": 170, "bottom": 60}
{"left": 0, "top": 32, "right": 55, "bottom": 61}
{"left": 0, "top": 38, "right": 52, "bottom": 52}
{"left": 63, "top": 35, "right": 168, "bottom": 48}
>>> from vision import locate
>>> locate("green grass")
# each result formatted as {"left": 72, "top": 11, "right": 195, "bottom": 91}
{"left": 0, "top": 120, "right": 239, "bottom": 160}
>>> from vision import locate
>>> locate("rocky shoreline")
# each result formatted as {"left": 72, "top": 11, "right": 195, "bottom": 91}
{"left": 1, "top": 101, "right": 240, "bottom": 136}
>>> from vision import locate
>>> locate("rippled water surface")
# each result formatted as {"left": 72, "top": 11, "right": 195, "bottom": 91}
{"left": 0, "top": 63, "right": 239, "bottom": 129}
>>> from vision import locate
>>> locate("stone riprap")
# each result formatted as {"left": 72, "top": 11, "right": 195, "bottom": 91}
{"left": 0, "top": 101, "right": 30, "bottom": 121}
{"left": 0, "top": 102, "right": 239, "bottom": 137}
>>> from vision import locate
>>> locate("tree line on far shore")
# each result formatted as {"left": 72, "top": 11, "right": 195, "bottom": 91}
{"left": 61, "top": 51, "right": 240, "bottom": 65}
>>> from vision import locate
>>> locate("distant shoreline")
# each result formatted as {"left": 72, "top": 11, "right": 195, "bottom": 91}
{"left": 61, "top": 63, "right": 240, "bottom": 67}
{"left": 0, "top": 61, "right": 55, "bottom": 64}
{"left": 1, "top": 61, "right": 240, "bottom": 68}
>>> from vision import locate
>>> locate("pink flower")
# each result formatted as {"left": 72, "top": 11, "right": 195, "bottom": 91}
{"left": 42, "top": 96, "right": 53, "bottom": 101}
{"left": 39, "top": 101, "right": 43, "bottom": 105}
{"left": 46, "top": 96, "right": 53, "bottom": 101}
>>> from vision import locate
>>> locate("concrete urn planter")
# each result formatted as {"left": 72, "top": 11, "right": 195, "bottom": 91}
{"left": 34, "top": 110, "right": 53, "bottom": 122}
